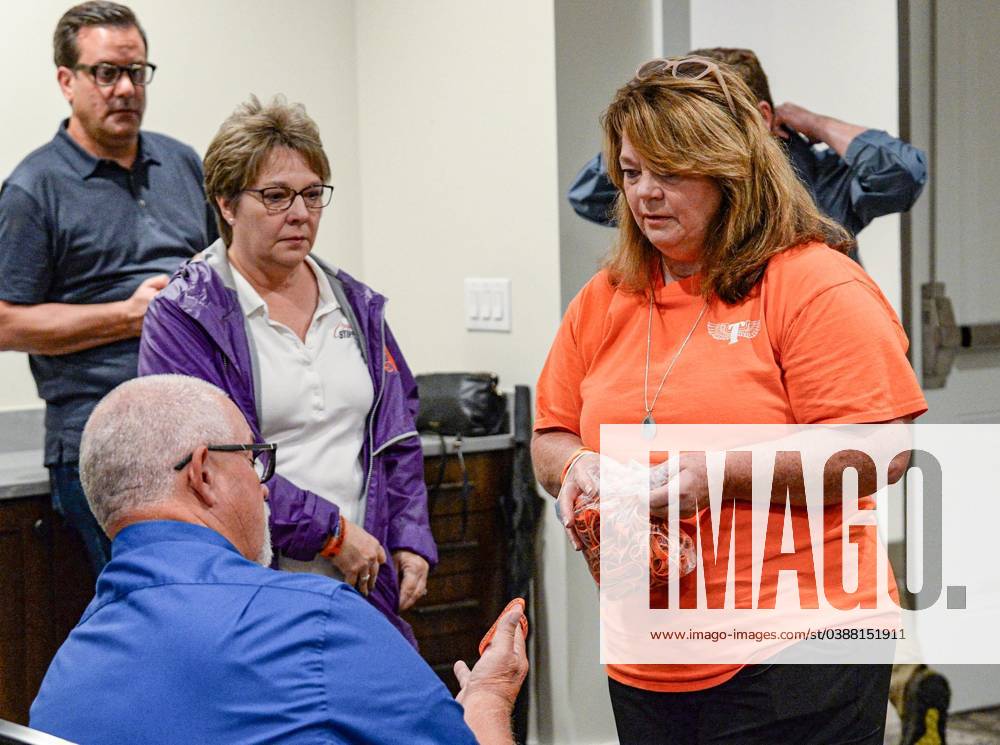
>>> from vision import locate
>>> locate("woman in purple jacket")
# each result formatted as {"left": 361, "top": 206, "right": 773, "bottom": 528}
{"left": 138, "top": 96, "right": 436, "bottom": 646}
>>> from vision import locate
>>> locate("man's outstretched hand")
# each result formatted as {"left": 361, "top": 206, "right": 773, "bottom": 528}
{"left": 454, "top": 604, "right": 529, "bottom": 745}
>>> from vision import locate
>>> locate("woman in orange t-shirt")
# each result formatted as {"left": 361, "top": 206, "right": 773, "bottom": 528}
{"left": 533, "top": 57, "right": 926, "bottom": 745}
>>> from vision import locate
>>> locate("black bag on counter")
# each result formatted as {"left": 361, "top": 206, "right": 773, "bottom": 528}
{"left": 416, "top": 373, "right": 507, "bottom": 538}
{"left": 415, "top": 372, "right": 506, "bottom": 437}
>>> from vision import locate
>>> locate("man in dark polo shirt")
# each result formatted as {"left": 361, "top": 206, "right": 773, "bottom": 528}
{"left": 0, "top": 1, "right": 216, "bottom": 574}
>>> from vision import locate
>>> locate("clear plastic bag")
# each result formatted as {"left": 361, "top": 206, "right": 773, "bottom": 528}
{"left": 571, "top": 458, "right": 696, "bottom": 589}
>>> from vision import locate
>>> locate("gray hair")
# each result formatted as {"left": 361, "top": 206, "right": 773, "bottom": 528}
{"left": 80, "top": 375, "right": 240, "bottom": 531}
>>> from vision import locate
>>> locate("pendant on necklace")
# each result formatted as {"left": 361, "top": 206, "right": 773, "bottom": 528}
{"left": 642, "top": 413, "right": 656, "bottom": 440}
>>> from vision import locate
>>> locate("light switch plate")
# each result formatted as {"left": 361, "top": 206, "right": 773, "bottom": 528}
{"left": 464, "top": 278, "right": 511, "bottom": 331}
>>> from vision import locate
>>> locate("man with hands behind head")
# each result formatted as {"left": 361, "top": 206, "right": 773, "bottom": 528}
{"left": 568, "top": 47, "right": 927, "bottom": 261}
{"left": 0, "top": 1, "right": 216, "bottom": 575}
{"left": 30, "top": 375, "right": 528, "bottom": 745}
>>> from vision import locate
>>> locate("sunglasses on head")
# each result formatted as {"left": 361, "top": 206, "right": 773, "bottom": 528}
{"left": 634, "top": 55, "right": 737, "bottom": 116}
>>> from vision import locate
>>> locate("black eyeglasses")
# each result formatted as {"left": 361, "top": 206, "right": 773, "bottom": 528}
{"left": 73, "top": 62, "right": 157, "bottom": 87}
{"left": 173, "top": 443, "right": 277, "bottom": 484}
{"left": 242, "top": 185, "right": 334, "bottom": 213}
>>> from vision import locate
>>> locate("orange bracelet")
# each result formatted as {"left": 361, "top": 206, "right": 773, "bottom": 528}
{"left": 560, "top": 447, "right": 594, "bottom": 484}
{"left": 320, "top": 516, "right": 347, "bottom": 558}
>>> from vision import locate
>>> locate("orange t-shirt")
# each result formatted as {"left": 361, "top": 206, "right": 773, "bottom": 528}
{"left": 535, "top": 243, "right": 927, "bottom": 693}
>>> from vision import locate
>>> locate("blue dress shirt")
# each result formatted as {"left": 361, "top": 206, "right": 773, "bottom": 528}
{"left": 30, "top": 521, "right": 476, "bottom": 745}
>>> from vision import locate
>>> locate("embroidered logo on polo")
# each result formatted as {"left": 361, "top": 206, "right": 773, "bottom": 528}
{"left": 708, "top": 320, "right": 761, "bottom": 345}
{"left": 383, "top": 346, "right": 399, "bottom": 373}
{"left": 333, "top": 320, "right": 355, "bottom": 340}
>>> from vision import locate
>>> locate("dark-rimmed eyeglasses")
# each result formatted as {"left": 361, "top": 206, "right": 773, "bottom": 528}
{"left": 73, "top": 62, "right": 157, "bottom": 87}
{"left": 634, "top": 55, "right": 736, "bottom": 116}
{"left": 173, "top": 443, "right": 277, "bottom": 484}
{"left": 242, "top": 185, "right": 334, "bottom": 213}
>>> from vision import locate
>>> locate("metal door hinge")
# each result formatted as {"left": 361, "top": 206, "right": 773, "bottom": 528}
{"left": 922, "top": 282, "right": 960, "bottom": 389}
{"left": 922, "top": 282, "right": 1000, "bottom": 388}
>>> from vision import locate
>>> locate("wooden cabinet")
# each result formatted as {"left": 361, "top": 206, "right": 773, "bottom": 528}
{"left": 0, "top": 495, "right": 94, "bottom": 725}
{"left": 404, "top": 448, "right": 513, "bottom": 694}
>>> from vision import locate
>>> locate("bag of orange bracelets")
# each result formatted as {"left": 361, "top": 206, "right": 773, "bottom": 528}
{"left": 571, "top": 458, "right": 696, "bottom": 590}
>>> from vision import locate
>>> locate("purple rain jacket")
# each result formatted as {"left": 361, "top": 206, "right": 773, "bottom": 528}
{"left": 137, "top": 240, "right": 437, "bottom": 646}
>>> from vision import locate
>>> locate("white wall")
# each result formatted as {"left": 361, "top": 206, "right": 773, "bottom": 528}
{"left": 0, "top": 0, "right": 363, "bottom": 410}
{"left": 354, "top": 1, "right": 562, "bottom": 391}
{"left": 556, "top": 0, "right": 691, "bottom": 311}
{"left": 690, "top": 0, "right": 903, "bottom": 312}
{"left": 556, "top": 0, "right": 658, "bottom": 311}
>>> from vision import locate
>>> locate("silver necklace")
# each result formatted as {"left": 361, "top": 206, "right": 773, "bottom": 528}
{"left": 642, "top": 289, "right": 708, "bottom": 440}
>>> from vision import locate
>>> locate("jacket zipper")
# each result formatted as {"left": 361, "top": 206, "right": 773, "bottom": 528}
{"left": 361, "top": 307, "right": 387, "bottom": 524}
{"left": 372, "top": 430, "right": 418, "bottom": 457}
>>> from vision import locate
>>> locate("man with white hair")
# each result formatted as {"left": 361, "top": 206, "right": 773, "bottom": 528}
{"left": 29, "top": 374, "right": 527, "bottom": 745}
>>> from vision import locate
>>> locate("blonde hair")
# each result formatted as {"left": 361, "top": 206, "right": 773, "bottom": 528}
{"left": 203, "top": 95, "right": 331, "bottom": 246}
{"left": 601, "top": 58, "right": 852, "bottom": 304}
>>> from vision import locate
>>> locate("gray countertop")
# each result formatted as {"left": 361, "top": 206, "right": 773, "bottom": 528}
{"left": 417, "top": 431, "right": 514, "bottom": 457}
{"left": 0, "top": 449, "right": 50, "bottom": 499}
{"left": 0, "top": 409, "right": 48, "bottom": 499}
{"left": 0, "top": 427, "right": 514, "bottom": 501}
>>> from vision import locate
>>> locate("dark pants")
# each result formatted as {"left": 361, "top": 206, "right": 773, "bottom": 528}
{"left": 609, "top": 663, "right": 892, "bottom": 745}
{"left": 50, "top": 463, "right": 111, "bottom": 575}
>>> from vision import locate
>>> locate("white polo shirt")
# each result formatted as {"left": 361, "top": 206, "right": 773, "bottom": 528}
{"left": 231, "top": 256, "right": 374, "bottom": 576}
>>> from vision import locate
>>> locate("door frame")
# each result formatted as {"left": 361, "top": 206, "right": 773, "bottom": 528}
{"left": 897, "top": 0, "right": 934, "bottom": 367}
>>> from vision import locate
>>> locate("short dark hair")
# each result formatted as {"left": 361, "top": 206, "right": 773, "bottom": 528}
{"left": 53, "top": 1, "right": 147, "bottom": 69}
{"left": 688, "top": 47, "right": 773, "bottom": 107}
